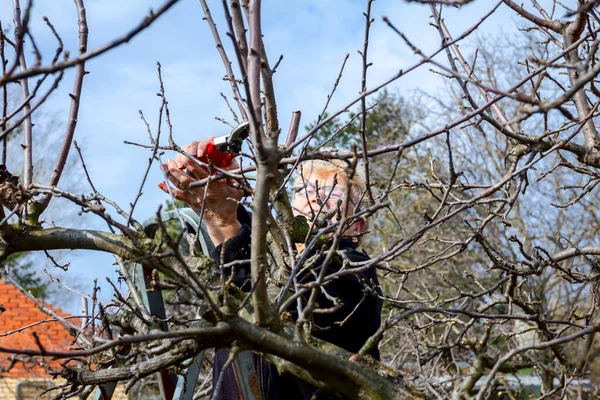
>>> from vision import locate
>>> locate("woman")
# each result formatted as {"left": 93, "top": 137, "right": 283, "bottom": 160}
{"left": 160, "top": 138, "right": 382, "bottom": 399}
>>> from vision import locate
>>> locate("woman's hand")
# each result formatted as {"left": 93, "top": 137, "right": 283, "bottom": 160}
{"left": 158, "top": 137, "right": 244, "bottom": 245}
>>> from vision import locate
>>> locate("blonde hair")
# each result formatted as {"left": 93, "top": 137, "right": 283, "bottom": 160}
{"left": 293, "top": 158, "right": 370, "bottom": 243}
{"left": 294, "top": 157, "right": 369, "bottom": 210}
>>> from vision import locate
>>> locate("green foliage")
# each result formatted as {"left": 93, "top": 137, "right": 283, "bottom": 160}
{"left": 302, "top": 90, "right": 414, "bottom": 154}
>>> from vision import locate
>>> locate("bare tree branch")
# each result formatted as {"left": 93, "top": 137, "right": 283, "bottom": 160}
{"left": 0, "top": 0, "right": 180, "bottom": 85}
{"left": 39, "top": 0, "right": 89, "bottom": 214}
{"left": 501, "top": 0, "right": 563, "bottom": 32}
{"left": 13, "top": 0, "right": 33, "bottom": 188}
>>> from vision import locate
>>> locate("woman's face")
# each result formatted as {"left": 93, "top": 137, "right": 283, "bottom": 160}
{"left": 291, "top": 169, "right": 365, "bottom": 237}
{"left": 292, "top": 170, "right": 348, "bottom": 219}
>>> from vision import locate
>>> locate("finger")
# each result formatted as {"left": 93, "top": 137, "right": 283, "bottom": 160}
{"left": 196, "top": 136, "right": 215, "bottom": 159}
{"left": 185, "top": 159, "right": 210, "bottom": 180}
{"left": 170, "top": 186, "right": 195, "bottom": 204}
{"left": 178, "top": 148, "right": 212, "bottom": 179}
{"left": 160, "top": 183, "right": 199, "bottom": 206}
{"left": 159, "top": 180, "right": 187, "bottom": 198}
{"left": 160, "top": 174, "right": 206, "bottom": 207}
{"left": 176, "top": 142, "right": 197, "bottom": 169}
{"left": 166, "top": 160, "right": 194, "bottom": 190}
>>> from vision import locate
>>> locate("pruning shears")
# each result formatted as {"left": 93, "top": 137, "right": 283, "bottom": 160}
{"left": 213, "top": 121, "right": 250, "bottom": 155}
{"left": 198, "top": 121, "right": 250, "bottom": 168}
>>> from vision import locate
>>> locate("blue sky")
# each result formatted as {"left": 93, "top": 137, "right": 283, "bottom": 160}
{"left": 1, "top": 0, "right": 556, "bottom": 312}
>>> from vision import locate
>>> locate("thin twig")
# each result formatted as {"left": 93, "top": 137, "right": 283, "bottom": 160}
{"left": 359, "top": 0, "right": 375, "bottom": 203}
{"left": 199, "top": 0, "right": 248, "bottom": 121}
{"left": 40, "top": 0, "right": 89, "bottom": 213}
{"left": 1, "top": 0, "right": 180, "bottom": 85}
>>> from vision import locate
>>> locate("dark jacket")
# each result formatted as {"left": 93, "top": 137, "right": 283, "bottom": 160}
{"left": 210, "top": 207, "right": 382, "bottom": 400}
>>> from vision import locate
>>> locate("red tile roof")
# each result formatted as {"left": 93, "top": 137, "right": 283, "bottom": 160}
{"left": 0, "top": 280, "right": 75, "bottom": 378}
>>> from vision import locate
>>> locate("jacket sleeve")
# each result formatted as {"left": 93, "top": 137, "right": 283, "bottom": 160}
{"left": 208, "top": 206, "right": 252, "bottom": 291}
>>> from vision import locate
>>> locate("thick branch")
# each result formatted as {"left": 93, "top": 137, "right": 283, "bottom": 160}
{"left": 1, "top": 226, "right": 145, "bottom": 260}
{"left": 250, "top": 143, "right": 280, "bottom": 327}
{"left": 244, "top": 0, "right": 278, "bottom": 327}
{"left": 76, "top": 331, "right": 226, "bottom": 385}
{"left": 501, "top": 0, "right": 562, "bottom": 32}
{"left": 259, "top": 41, "right": 279, "bottom": 138}
{"left": 229, "top": 317, "right": 424, "bottom": 400}
{"left": 230, "top": 0, "right": 248, "bottom": 71}
{"left": 563, "top": 10, "right": 600, "bottom": 150}
{"left": 246, "top": 0, "right": 264, "bottom": 143}
{"left": 2, "top": 311, "right": 425, "bottom": 399}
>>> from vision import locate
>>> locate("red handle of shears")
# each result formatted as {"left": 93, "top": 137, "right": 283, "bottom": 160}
{"left": 200, "top": 138, "right": 235, "bottom": 170}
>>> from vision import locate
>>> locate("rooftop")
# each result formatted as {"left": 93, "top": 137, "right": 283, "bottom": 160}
{"left": 0, "top": 280, "right": 76, "bottom": 378}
